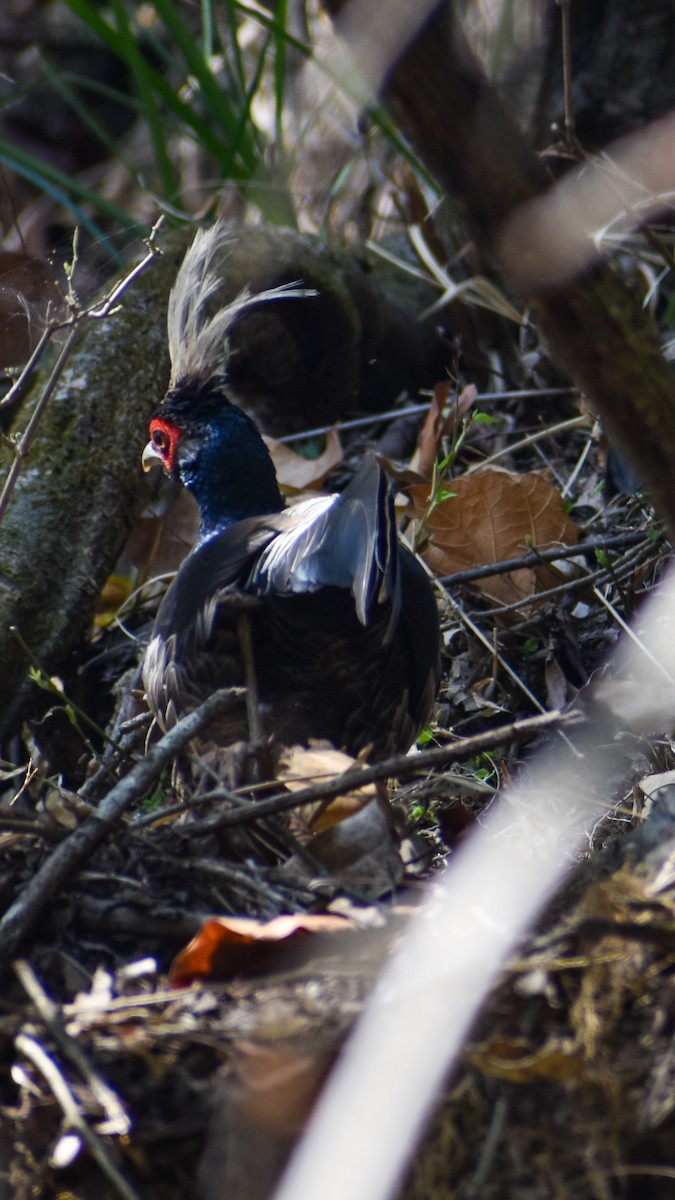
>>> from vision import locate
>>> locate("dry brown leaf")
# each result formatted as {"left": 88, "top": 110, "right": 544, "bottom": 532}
{"left": 278, "top": 745, "right": 376, "bottom": 832}
{"left": 414, "top": 380, "right": 450, "bottom": 479}
{"left": 263, "top": 428, "right": 343, "bottom": 492}
{"left": 298, "top": 800, "right": 403, "bottom": 899}
{"left": 569, "top": 870, "right": 658, "bottom": 1058}
{"left": 170, "top": 913, "right": 355, "bottom": 986}
{"left": 408, "top": 467, "right": 579, "bottom": 608}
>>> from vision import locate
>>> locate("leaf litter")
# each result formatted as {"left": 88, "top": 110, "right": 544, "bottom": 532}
{"left": 1, "top": 361, "right": 670, "bottom": 1199}
{"left": 0, "top": 30, "right": 673, "bottom": 1197}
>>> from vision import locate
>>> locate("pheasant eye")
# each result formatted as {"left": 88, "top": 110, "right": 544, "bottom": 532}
{"left": 145, "top": 417, "right": 181, "bottom": 475}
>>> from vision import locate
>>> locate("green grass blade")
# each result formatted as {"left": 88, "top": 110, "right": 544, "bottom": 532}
{"left": 62, "top": 0, "right": 132, "bottom": 60}
{"left": 108, "top": 0, "right": 178, "bottom": 197}
{"left": 65, "top": 0, "right": 251, "bottom": 188}
{"left": 60, "top": 0, "right": 296, "bottom": 221}
{"left": 150, "top": 0, "right": 258, "bottom": 171}
{"left": 272, "top": 0, "right": 289, "bottom": 152}
{"left": 232, "top": 1, "right": 438, "bottom": 193}
{"left": 37, "top": 56, "right": 139, "bottom": 172}
{"left": 201, "top": 0, "right": 215, "bottom": 60}
{"left": 0, "top": 141, "right": 141, "bottom": 254}
{"left": 221, "top": 0, "right": 251, "bottom": 100}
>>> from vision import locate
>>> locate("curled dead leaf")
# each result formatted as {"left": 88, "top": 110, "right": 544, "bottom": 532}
{"left": 413, "top": 381, "right": 478, "bottom": 480}
{"left": 468, "top": 1034, "right": 583, "bottom": 1083}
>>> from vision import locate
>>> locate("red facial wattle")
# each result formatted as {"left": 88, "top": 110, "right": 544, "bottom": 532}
{"left": 143, "top": 417, "right": 181, "bottom": 474}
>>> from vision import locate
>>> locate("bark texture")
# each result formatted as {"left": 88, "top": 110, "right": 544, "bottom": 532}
{"left": 0, "top": 232, "right": 189, "bottom": 740}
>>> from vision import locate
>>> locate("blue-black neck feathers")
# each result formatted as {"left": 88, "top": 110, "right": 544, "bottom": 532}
{"left": 160, "top": 386, "right": 284, "bottom": 542}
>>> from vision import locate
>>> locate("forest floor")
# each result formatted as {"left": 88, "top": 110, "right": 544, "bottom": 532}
{"left": 1, "top": 4, "right": 675, "bottom": 1199}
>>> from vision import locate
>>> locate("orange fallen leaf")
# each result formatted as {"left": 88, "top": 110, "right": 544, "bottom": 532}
{"left": 170, "top": 913, "right": 355, "bottom": 986}
{"left": 263, "top": 428, "right": 343, "bottom": 492}
{"left": 408, "top": 467, "right": 579, "bottom": 609}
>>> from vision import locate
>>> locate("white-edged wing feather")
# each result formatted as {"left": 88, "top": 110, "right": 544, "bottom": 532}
{"left": 252, "top": 457, "right": 399, "bottom": 626}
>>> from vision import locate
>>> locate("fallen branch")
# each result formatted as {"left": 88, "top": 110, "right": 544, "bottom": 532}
{"left": 152, "top": 708, "right": 580, "bottom": 833}
{"left": 438, "top": 529, "right": 651, "bottom": 587}
{"left": 0, "top": 688, "right": 242, "bottom": 965}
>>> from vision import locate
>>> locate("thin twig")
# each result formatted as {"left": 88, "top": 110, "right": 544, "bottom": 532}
{"left": 14, "top": 1032, "right": 141, "bottom": 1200}
{"left": 593, "top": 586, "right": 675, "bottom": 684}
{"left": 476, "top": 542, "right": 660, "bottom": 620}
{"left": 0, "top": 814, "right": 66, "bottom": 841}
{"left": 0, "top": 323, "right": 81, "bottom": 524}
{"left": 86, "top": 219, "right": 164, "bottom": 320}
{"left": 0, "top": 687, "right": 243, "bottom": 964}
{"left": 558, "top": 0, "right": 580, "bottom": 153}
{"left": 0, "top": 219, "right": 164, "bottom": 525}
{"left": 438, "top": 529, "right": 650, "bottom": 588}
{"left": 181, "top": 709, "right": 580, "bottom": 832}
{"left": 157, "top": 852, "right": 286, "bottom": 915}
{"left": 133, "top": 780, "right": 258, "bottom": 827}
{"left": 0, "top": 325, "right": 55, "bottom": 412}
{"left": 470, "top": 564, "right": 608, "bottom": 619}
{"left": 277, "top": 389, "right": 577, "bottom": 444}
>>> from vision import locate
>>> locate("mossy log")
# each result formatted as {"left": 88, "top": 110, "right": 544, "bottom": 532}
{"left": 0, "top": 233, "right": 188, "bottom": 741}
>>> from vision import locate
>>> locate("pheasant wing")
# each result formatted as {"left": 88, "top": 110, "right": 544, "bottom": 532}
{"left": 251, "top": 456, "right": 399, "bottom": 626}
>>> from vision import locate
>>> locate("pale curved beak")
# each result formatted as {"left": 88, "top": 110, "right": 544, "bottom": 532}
{"left": 142, "top": 440, "right": 165, "bottom": 472}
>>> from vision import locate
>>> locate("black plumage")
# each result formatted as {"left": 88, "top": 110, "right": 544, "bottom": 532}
{"left": 141, "top": 224, "right": 440, "bottom": 763}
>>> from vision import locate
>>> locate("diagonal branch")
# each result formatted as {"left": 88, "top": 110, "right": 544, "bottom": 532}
{"left": 0, "top": 687, "right": 242, "bottom": 966}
